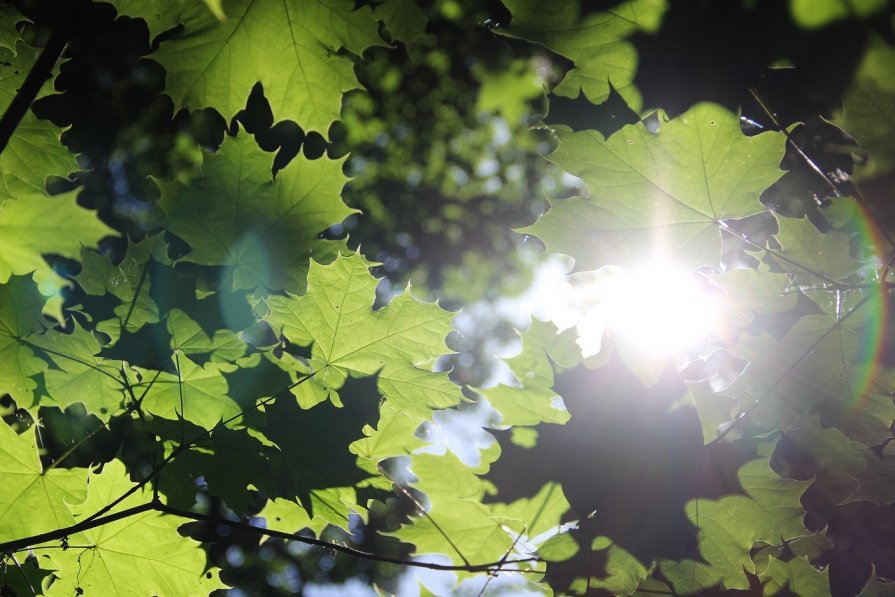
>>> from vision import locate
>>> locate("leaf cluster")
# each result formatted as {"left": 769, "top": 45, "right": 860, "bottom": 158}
{"left": 0, "top": 0, "right": 894, "bottom": 596}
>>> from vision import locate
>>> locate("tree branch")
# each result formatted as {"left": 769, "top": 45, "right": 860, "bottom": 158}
{"left": 0, "top": 502, "right": 154, "bottom": 554}
{"left": 0, "top": 28, "right": 68, "bottom": 153}
{"left": 748, "top": 87, "right": 895, "bottom": 252}
{"left": 0, "top": 499, "right": 541, "bottom": 575}
{"left": 156, "top": 502, "right": 541, "bottom": 573}
{"left": 79, "top": 370, "right": 319, "bottom": 526}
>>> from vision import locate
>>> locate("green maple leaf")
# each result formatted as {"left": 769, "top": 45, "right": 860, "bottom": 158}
{"left": 0, "top": 420, "right": 86, "bottom": 543}
{"left": 154, "top": 421, "right": 266, "bottom": 515}
{"left": 0, "top": 4, "right": 25, "bottom": 53}
{"left": 859, "top": 570, "right": 895, "bottom": 596}
{"left": 158, "top": 134, "right": 356, "bottom": 293}
{"left": 724, "top": 284, "right": 894, "bottom": 442}
{"left": 351, "top": 400, "right": 427, "bottom": 460}
{"left": 261, "top": 488, "right": 359, "bottom": 537}
{"left": 713, "top": 266, "right": 798, "bottom": 319}
{"left": 0, "top": 41, "right": 78, "bottom": 196}
{"left": 568, "top": 537, "right": 649, "bottom": 596}
{"left": 76, "top": 234, "right": 166, "bottom": 338}
{"left": 489, "top": 481, "right": 570, "bottom": 540}
{"left": 500, "top": 0, "right": 666, "bottom": 110}
{"left": 0, "top": 276, "right": 48, "bottom": 406}
{"left": 480, "top": 320, "right": 573, "bottom": 427}
{"left": 684, "top": 381, "right": 739, "bottom": 444}
{"left": 392, "top": 452, "right": 517, "bottom": 568}
{"left": 109, "top": 0, "right": 386, "bottom": 132}
{"left": 166, "top": 309, "right": 247, "bottom": 363}
{"left": 264, "top": 253, "right": 463, "bottom": 418}
{"left": 0, "top": 554, "right": 51, "bottom": 597}
{"left": 760, "top": 555, "right": 831, "bottom": 596}
{"left": 255, "top": 374, "right": 377, "bottom": 513}
{"left": 781, "top": 417, "right": 865, "bottom": 504}
{"left": 660, "top": 441, "right": 811, "bottom": 593}
{"left": 29, "top": 323, "right": 127, "bottom": 420}
{"left": 161, "top": 374, "right": 377, "bottom": 517}
{"left": 0, "top": 188, "right": 115, "bottom": 320}
{"left": 833, "top": 35, "right": 895, "bottom": 180}
{"left": 770, "top": 215, "right": 866, "bottom": 284}
{"left": 524, "top": 104, "right": 786, "bottom": 272}
{"left": 845, "top": 441, "right": 895, "bottom": 505}
{"left": 375, "top": 0, "right": 427, "bottom": 48}
{"left": 133, "top": 355, "right": 237, "bottom": 430}
{"left": 49, "top": 459, "right": 226, "bottom": 596}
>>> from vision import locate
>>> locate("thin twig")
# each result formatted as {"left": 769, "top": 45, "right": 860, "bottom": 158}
{"left": 710, "top": 290, "right": 875, "bottom": 444}
{"left": 79, "top": 370, "right": 318, "bottom": 526}
{"left": 477, "top": 525, "right": 526, "bottom": 597}
{"left": 119, "top": 262, "right": 149, "bottom": 332}
{"left": 748, "top": 87, "right": 895, "bottom": 253}
{"left": 7, "top": 552, "right": 36, "bottom": 597}
{"left": 45, "top": 419, "right": 108, "bottom": 472}
{"left": 156, "top": 503, "right": 540, "bottom": 573}
{"left": 378, "top": 462, "right": 471, "bottom": 566}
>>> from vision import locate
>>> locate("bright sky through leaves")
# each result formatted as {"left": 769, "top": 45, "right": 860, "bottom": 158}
{"left": 543, "top": 263, "right": 722, "bottom": 357}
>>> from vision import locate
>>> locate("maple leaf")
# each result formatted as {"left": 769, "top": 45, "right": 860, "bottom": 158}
{"left": 132, "top": 355, "right": 237, "bottom": 430}
{"left": 76, "top": 234, "right": 166, "bottom": 339}
{"left": 0, "top": 420, "right": 86, "bottom": 543}
{"left": 0, "top": 41, "right": 78, "bottom": 196}
{"left": 523, "top": 103, "right": 786, "bottom": 272}
{"left": 0, "top": 276, "right": 47, "bottom": 406}
{"left": 29, "top": 323, "right": 127, "bottom": 420}
{"left": 264, "top": 253, "right": 463, "bottom": 418}
{"left": 659, "top": 441, "right": 811, "bottom": 592}
{"left": 0, "top": 3, "right": 25, "bottom": 53}
{"left": 0, "top": 188, "right": 115, "bottom": 319}
{"left": 500, "top": 0, "right": 666, "bottom": 110}
{"left": 832, "top": 34, "right": 895, "bottom": 180}
{"left": 49, "top": 460, "right": 226, "bottom": 596}
{"left": 106, "top": 0, "right": 387, "bottom": 133}
{"left": 158, "top": 134, "right": 356, "bottom": 293}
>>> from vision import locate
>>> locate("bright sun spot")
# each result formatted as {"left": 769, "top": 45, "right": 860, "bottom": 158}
{"left": 542, "top": 263, "right": 722, "bottom": 357}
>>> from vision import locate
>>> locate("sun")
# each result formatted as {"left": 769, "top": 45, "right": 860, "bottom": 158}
{"left": 543, "top": 262, "right": 722, "bottom": 358}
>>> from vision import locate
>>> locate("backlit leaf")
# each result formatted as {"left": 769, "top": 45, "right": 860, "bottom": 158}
{"left": 660, "top": 441, "right": 811, "bottom": 593}
{"left": 500, "top": 0, "right": 666, "bottom": 110}
{"left": 0, "top": 189, "right": 115, "bottom": 319}
{"left": 0, "top": 276, "right": 47, "bottom": 406}
{"left": 264, "top": 253, "right": 463, "bottom": 418}
{"left": 49, "top": 460, "right": 226, "bottom": 596}
{"left": 0, "top": 420, "right": 86, "bottom": 544}
{"left": 112, "top": 0, "right": 386, "bottom": 132}
{"left": 524, "top": 103, "right": 785, "bottom": 272}
{"left": 158, "top": 134, "right": 356, "bottom": 293}
{"left": 0, "top": 42, "right": 78, "bottom": 196}
{"left": 833, "top": 35, "right": 895, "bottom": 179}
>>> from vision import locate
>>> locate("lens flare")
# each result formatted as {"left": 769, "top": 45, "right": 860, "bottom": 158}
{"left": 544, "top": 262, "right": 722, "bottom": 357}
